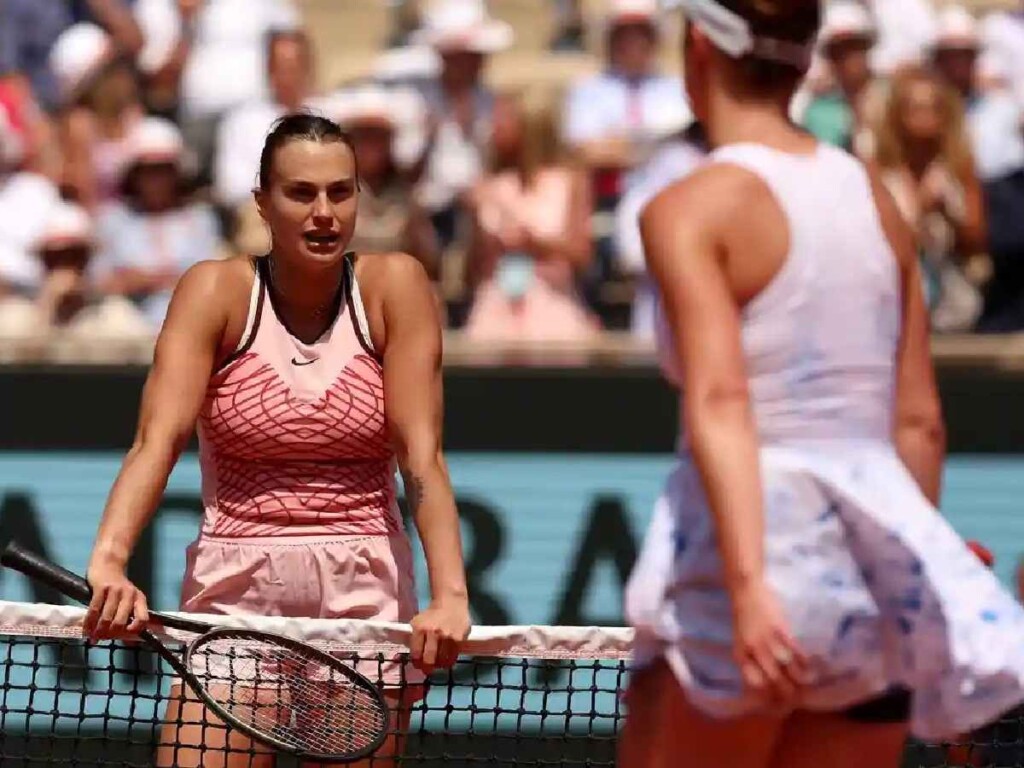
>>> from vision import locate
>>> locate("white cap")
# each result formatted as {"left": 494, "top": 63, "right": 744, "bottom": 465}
{"left": 332, "top": 85, "right": 424, "bottom": 131}
{"left": 373, "top": 46, "right": 442, "bottom": 84}
{"left": 328, "top": 85, "right": 428, "bottom": 168}
{"left": 607, "top": 0, "right": 659, "bottom": 26}
{"left": 819, "top": 1, "right": 876, "bottom": 48}
{"left": 37, "top": 200, "right": 94, "bottom": 250}
{"left": 411, "top": 0, "right": 514, "bottom": 54}
{"left": 48, "top": 23, "right": 114, "bottom": 103}
{"left": 934, "top": 6, "right": 980, "bottom": 51}
{"left": 124, "top": 117, "right": 185, "bottom": 168}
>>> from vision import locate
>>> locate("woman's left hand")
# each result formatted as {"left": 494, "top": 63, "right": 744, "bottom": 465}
{"left": 410, "top": 600, "right": 471, "bottom": 673}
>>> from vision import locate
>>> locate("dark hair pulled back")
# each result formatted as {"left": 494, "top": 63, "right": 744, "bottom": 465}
{"left": 257, "top": 112, "right": 359, "bottom": 191}
{"left": 720, "top": 0, "right": 821, "bottom": 48}
{"left": 708, "top": 0, "right": 821, "bottom": 89}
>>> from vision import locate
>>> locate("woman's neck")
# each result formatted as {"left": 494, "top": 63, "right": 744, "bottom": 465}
{"left": 904, "top": 143, "right": 938, "bottom": 179}
{"left": 268, "top": 251, "right": 345, "bottom": 318}
{"left": 705, "top": 96, "right": 809, "bottom": 153}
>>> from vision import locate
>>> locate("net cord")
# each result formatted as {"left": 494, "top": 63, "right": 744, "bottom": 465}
{"left": 0, "top": 601, "right": 633, "bottom": 660}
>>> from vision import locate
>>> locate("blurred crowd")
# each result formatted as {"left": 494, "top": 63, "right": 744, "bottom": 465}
{"left": 1, "top": 0, "right": 1023, "bottom": 357}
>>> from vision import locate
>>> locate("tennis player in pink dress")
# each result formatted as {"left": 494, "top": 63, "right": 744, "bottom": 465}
{"left": 82, "top": 113, "right": 470, "bottom": 768}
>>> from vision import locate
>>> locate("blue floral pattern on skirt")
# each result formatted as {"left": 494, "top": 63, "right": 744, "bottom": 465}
{"left": 626, "top": 440, "right": 1024, "bottom": 740}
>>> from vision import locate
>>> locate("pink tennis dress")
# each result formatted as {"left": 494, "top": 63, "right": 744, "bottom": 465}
{"left": 180, "top": 254, "right": 418, "bottom": 684}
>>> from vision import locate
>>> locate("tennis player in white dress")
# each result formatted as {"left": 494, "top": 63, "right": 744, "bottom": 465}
{"left": 620, "top": 1, "right": 1024, "bottom": 766}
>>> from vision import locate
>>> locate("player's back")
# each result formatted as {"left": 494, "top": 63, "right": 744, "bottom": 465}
{"left": 659, "top": 142, "right": 902, "bottom": 447}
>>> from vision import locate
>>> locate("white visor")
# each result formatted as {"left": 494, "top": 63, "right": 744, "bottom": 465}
{"left": 678, "top": 0, "right": 815, "bottom": 70}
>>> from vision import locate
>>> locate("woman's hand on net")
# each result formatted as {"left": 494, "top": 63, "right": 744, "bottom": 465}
{"left": 731, "top": 579, "right": 809, "bottom": 705}
{"left": 84, "top": 561, "right": 150, "bottom": 641}
{"left": 410, "top": 600, "right": 471, "bottom": 673}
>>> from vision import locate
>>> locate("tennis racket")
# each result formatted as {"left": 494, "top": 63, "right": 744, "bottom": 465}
{"left": 0, "top": 541, "right": 390, "bottom": 764}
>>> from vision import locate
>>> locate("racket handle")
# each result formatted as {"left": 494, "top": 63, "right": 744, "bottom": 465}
{"left": 1, "top": 541, "right": 92, "bottom": 604}
{"left": 1, "top": 542, "right": 214, "bottom": 635}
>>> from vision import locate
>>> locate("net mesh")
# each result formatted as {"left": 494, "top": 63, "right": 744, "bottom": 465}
{"left": 0, "top": 601, "right": 628, "bottom": 767}
{"left": 1, "top": 601, "right": 1021, "bottom": 767}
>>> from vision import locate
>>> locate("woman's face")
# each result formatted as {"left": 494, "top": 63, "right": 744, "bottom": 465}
{"left": 490, "top": 98, "right": 524, "bottom": 162}
{"left": 440, "top": 50, "right": 485, "bottom": 90}
{"left": 826, "top": 37, "right": 873, "bottom": 96}
{"left": 132, "top": 161, "right": 179, "bottom": 212}
{"left": 609, "top": 22, "right": 657, "bottom": 80}
{"left": 898, "top": 79, "right": 945, "bottom": 144}
{"left": 933, "top": 47, "right": 977, "bottom": 97}
{"left": 256, "top": 138, "right": 358, "bottom": 269}
{"left": 88, "top": 61, "right": 138, "bottom": 116}
{"left": 350, "top": 123, "right": 394, "bottom": 182}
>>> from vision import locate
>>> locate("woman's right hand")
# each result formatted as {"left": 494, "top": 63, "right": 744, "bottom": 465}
{"left": 731, "top": 579, "right": 809, "bottom": 705}
{"left": 84, "top": 560, "right": 150, "bottom": 640}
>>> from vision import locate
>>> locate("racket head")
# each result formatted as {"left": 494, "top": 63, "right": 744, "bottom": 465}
{"left": 182, "top": 627, "right": 390, "bottom": 762}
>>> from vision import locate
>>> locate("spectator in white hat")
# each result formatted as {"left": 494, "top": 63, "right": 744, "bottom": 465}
{"left": 561, "top": 0, "right": 687, "bottom": 186}
{"left": 932, "top": 7, "right": 1024, "bottom": 185}
{"left": 213, "top": 29, "right": 324, "bottom": 211}
{"left": 0, "top": 149, "right": 61, "bottom": 310}
{"left": 561, "top": 0, "right": 688, "bottom": 308}
{"left": 134, "top": 0, "right": 301, "bottom": 181}
{"left": 930, "top": 9, "right": 1024, "bottom": 333}
{"left": 0, "top": 199, "right": 150, "bottom": 343}
{"left": 335, "top": 84, "right": 439, "bottom": 282}
{"left": 865, "top": 0, "right": 937, "bottom": 76}
{"left": 411, "top": 0, "right": 513, "bottom": 253}
{"left": 802, "top": 1, "right": 876, "bottom": 152}
{"left": 93, "top": 116, "right": 221, "bottom": 328}
{"left": 932, "top": 7, "right": 981, "bottom": 100}
{"left": 50, "top": 22, "right": 145, "bottom": 210}
{"left": 981, "top": 4, "right": 1024, "bottom": 115}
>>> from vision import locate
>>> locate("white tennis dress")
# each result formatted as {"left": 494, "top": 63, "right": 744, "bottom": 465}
{"left": 626, "top": 142, "right": 1024, "bottom": 740}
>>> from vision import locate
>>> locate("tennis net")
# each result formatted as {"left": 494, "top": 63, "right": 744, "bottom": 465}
{"left": 0, "top": 600, "right": 629, "bottom": 766}
{"left": 2, "top": 601, "right": 1023, "bottom": 767}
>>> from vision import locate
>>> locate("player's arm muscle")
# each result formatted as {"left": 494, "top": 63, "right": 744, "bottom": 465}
{"left": 641, "top": 179, "right": 766, "bottom": 593}
{"left": 381, "top": 257, "right": 468, "bottom": 607}
{"left": 89, "top": 262, "right": 227, "bottom": 572}
{"left": 871, "top": 172, "right": 947, "bottom": 504}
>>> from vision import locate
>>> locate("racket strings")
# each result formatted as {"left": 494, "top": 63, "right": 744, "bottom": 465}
{"left": 189, "top": 635, "right": 387, "bottom": 755}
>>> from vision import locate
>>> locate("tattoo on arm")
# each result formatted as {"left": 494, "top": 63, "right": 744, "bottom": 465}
{"left": 403, "top": 472, "right": 426, "bottom": 515}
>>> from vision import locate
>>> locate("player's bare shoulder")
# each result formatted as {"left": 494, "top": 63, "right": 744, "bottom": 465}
{"left": 174, "top": 256, "right": 252, "bottom": 305}
{"left": 643, "top": 164, "right": 766, "bottom": 241}
{"left": 352, "top": 251, "right": 433, "bottom": 308}
{"left": 162, "top": 255, "right": 257, "bottom": 343}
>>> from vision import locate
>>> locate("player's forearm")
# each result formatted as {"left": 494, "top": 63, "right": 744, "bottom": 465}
{"left": 688, "top": 398, "right": 766, "bottom": 595}
{"left": 402, "top": 459, "right": 468, "bottom": 606}
{"left": 895, "top": 416, "right": 946, "bottom": 506}
{"left": 90, "top": 439, "right": 180, "bottom": 570}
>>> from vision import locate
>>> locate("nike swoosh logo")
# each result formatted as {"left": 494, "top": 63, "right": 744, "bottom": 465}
{"left": 291, "top": 357, "right": 318, "bottom": 366}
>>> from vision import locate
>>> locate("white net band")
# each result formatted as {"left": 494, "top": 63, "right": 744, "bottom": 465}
{"left": 0, "top": 600, "right": 633, "bottom": 661}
